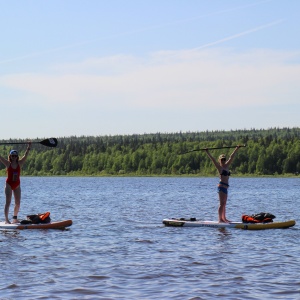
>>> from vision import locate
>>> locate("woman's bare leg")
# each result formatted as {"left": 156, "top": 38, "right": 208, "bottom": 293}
{"left": 218, "top": 192, "right": 229, "bottom": 223}
{"left": 4, "top": 184, "right": 13, "bottom": 224}
{"left": 12, "top": 186, "right": 21, "bottom": 223}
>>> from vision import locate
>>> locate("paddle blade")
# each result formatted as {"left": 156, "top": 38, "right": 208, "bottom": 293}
{"left": 39, "top": 138, "right": 58, "bottom": 147}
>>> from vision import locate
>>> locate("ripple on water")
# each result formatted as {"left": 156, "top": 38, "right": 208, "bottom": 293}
{"left": 0, "top": 177, "right": 299, "bottom": 299}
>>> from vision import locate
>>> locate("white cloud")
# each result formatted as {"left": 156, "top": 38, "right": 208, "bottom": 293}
{"left": 1, "top": 48, "right": 299, "bottom": 110}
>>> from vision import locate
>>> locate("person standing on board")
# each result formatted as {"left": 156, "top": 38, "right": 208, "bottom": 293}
{"left": 205, "top": 146, "right": 240, "bottom": 223}
{"left": 0, "top": 142, "right": 31, "bottom": 223}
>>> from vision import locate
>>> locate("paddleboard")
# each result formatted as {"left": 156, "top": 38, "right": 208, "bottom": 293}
{"left": 162, "top": 218, "right": 296, "bottom": 230}
{"left": 0, "top": 219, "right": 72, "bottom": 230}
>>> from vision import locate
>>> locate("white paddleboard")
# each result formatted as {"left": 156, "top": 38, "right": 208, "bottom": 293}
{"left": 162, "top": 218, "right": 296, "bottom": 230}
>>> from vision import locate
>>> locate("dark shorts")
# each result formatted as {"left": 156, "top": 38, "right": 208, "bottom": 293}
{"left": 218, "top": 182, "right": 229, "bottom": 195}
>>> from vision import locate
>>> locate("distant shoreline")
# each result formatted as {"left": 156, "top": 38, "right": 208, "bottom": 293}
{"left": 1, "top": 173, "right": 297, "bottom": 178}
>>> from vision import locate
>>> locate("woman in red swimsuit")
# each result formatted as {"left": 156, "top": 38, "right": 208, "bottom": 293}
{"left": 0, "top": 142, "right": 31, "bottom": 223}
{"left": 205, "top": 146, "right": 240, "bottom": 223}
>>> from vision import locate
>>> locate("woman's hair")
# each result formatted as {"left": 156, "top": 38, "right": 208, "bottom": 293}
{"left": 218, "top": 154, "right": 226, "bottom": 161}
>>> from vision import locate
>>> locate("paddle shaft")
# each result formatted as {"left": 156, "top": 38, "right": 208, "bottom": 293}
{"left": 183, "top": 144, "right": 246, "bottom": 154}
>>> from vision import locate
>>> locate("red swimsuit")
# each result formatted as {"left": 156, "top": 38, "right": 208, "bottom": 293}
{"left": 6, "top": 164, "right": 21, "bottom": 190}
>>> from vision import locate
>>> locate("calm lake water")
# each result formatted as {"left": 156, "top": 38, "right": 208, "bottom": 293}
{"left": 0, "top": 177, "right": 299, "bottom": 299}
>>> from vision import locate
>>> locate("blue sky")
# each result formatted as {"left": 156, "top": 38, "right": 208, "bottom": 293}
{"left": 1, "top": 0, "right": 299, "bottom": 139}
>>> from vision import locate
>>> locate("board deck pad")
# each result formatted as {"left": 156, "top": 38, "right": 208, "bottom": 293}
{"left": 162, "top": 218, "right": 296, "bottom": 230}
{"left": 0, "top": 219, "right": 72, "bottom": 230}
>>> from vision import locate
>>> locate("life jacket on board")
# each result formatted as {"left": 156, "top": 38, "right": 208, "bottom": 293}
{"left": 20, "top": 212, "right": 51, "bottom": 224}
{"left": 242, "top": 212, "right": 276, "bottom": 223}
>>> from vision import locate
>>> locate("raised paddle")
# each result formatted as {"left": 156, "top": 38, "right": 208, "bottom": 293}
{"left": 181, "top": 144, "right": 246, "bottom": 155}
{"left": 0, "top": 138, "right": 58, "bottom": 148}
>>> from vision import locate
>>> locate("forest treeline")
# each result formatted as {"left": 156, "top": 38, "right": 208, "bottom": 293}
{"left": 0, "top": 127, "right": 300, "bottom": 176}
